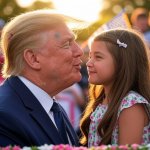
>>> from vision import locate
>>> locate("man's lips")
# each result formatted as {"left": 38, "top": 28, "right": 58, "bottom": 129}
{"left": 74, "top": 64, "right": 82, "bottom": 70}
{"left": 73, "top": 60, "right": 82, "bottom": 70}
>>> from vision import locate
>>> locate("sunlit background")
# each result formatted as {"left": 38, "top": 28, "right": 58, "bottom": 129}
{"left": 0, "top": 0, "right": 150, "bottom": 41}
{"left": 16, "top": 0, "right": 103, "bottom": 22}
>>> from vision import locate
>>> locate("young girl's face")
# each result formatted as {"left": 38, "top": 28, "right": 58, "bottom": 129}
{"left": 86, "top": 41, "right": 115, "bottom": 86}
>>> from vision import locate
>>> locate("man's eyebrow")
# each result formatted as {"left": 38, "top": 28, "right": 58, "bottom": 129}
{"left": 62, "top": 34, "right": 77, "bottom": 43}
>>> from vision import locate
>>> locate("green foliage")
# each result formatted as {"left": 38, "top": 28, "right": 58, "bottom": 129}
{"left": 78, "top": 0, "right": 150, "bottom": 41}
{"left": 76, "top": 21, "right": 103, "bottom": 41}
{"left": 31, "top": 146, "right": 39, "bottom": 150}
{"left": 0, "top": 0, "right": 27, "bottom": 22}
{"left": 0, "top": 0, "right": 54, "bottom": 23}
{"left": 26, "top": 1, "right": 54, "bottom": 11}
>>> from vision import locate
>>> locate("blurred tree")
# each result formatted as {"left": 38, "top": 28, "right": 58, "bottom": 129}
{"left": 77, "top": 0, "right": 150, "bottom": 41}
{"left": 99, "top": 0, "right": 150, "bottom": 24}
{"left": 76, "top": 21, "right": 103, "bottom": 41}
{"left": 27, "top": 0, "right": 54, "bottom": 11}
{"left": 0, "top": 0, "right": 27, "bottom": 22}
{"left": 0, "top": 0, "right": 54, "bottom": 23}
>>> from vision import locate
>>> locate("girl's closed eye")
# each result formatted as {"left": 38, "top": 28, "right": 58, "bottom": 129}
{"left": 95, "top": 55, "right": 103, "bottom": 59}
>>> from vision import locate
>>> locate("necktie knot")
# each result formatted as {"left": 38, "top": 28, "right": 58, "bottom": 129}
{"left": 51, "top": 102, "right": 61, "bottom": 113}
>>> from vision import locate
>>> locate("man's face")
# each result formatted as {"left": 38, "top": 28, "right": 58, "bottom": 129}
{"left": 36, "top": 24, "right": 83, "bottom": 91}
{"left": 135, "top": 16, "right": 149, "bottom": 32}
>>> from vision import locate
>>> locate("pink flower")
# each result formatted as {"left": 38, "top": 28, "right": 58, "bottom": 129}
{"left": 111, "top": 145, "right": 117, "bottom": 150}
{"left": 12, "top": 146, "right": 21, "bottom": 150}
{"left": 131, "top": 144, "right": 139, "bottom": 150}
{"left": 2, "top": 146, "right": 11, "bottom": 150}
{"left": 99, "top": 145, "right": 108, "bottom": 150}
{"left": 73, "top": 146, "right": 88, "bottom": 150}
{"left": 53, "top": 144, "right": 66, "bottom": 150}
{"left": 118, "top": 145, "right": 128, "bottom": 150}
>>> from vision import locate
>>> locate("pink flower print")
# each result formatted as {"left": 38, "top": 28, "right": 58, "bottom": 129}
{"left": 96, "top": 140, "right": 100, "bottom": 145}
{"left": 88, "top": 133, "right": 92, "bottom": 137}
{"left": 92, "top": 126, "right": 95, "bottom": 130}
{"left": 90, "top": 116, "right": 94, "bottom": 120}
{"left": 122, "top": 100, "right": 127, "bottom": 105}
{"left": 144, "top": 130, "right": 147, "bottom": 134}
{"left": 131, "top": 100, "right": 136, "bottom": 105}
{"left": 92, "top": 141, "right": 95, "bottom": 145}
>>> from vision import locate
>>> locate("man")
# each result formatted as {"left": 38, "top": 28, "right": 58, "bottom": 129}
{"left": 130, "top": 7, "right": 150, "bottom": 47}
{"left": 0, "top": 10, "right": 83, "bottom": 147}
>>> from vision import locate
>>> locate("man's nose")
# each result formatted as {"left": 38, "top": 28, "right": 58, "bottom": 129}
{"left": 73, "top": 43, "right": 83, "bottom": 57}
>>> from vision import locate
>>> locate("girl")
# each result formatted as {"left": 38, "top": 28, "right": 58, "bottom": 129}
{"left": 80, "top": 28, "right": 150, "bottom": 146}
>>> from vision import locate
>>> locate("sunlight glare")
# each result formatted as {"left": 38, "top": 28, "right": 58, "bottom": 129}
{"left": 53, "top": 0, "right": 103, "bottom": 22}
{"left": 16, "top": 0, "right": 37, "bottom": 7}
{"left": 16, "top": 0, "right": 103, "bottom": 22}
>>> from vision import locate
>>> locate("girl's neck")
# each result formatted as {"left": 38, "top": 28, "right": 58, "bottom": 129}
{"left": 101, "top": 96, "right": 109, "bottom": 105}
{"left": 102, "top": 86, "right": 111, "bottom": 105}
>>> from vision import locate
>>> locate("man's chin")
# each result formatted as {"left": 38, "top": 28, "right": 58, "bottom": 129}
{"left": 74, "top": 73, "right": 82, "bottom": 82}
{"left": 67, "top": 74, "right": 82, "bottom": 86}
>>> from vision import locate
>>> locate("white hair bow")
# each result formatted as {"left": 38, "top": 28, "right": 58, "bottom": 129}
{"left": 117, "top": 39, "right": 127, "bottom": 48}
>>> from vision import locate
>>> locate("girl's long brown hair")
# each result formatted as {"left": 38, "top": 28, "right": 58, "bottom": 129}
{"left": 80, "top": 29, "right": 150, "bottom": 145}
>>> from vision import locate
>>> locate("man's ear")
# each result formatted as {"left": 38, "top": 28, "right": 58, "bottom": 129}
{"left": 23, "top": 49, "right": 41, "bottom": 69}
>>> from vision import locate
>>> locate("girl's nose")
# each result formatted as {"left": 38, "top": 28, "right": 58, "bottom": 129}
{"left": 86, "top": 59, "right": 93, "bottom": 67}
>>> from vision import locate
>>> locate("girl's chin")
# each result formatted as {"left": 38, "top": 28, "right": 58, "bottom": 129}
{"left": 88, "top": 79, "right": 101, "bottom": 85}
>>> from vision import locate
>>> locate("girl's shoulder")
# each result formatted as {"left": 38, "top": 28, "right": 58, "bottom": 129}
{"left": 118, "top": 91, "right": 149, "bottom": 116}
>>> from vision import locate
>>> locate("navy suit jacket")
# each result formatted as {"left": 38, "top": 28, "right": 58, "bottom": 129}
{"left": 0, "top": 76, "right": 79, "bottom": 147}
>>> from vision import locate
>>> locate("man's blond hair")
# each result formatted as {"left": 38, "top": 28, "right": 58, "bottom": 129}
{"left": 1, "top": 10, "right": 79, "bottom": 78}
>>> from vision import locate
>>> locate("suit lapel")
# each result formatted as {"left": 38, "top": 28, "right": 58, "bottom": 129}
{"left": 30, "top": 109, "right": 63, "bottom": 144}
{"left": 7, "top": 76, "right": 63, "bottom": 144}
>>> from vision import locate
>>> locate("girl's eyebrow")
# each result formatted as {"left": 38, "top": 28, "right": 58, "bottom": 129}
{"left": 93, "top": 51, "right": 105, "bottom": 56}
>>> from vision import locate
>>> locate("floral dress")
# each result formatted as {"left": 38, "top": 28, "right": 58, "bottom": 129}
{"left": 88, "top": 91, "right": 150, "bottom": 147}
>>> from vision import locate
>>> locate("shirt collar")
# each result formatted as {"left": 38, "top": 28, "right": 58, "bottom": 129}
{"left": 18, "top": 76, "right": 53, "bottom": 113}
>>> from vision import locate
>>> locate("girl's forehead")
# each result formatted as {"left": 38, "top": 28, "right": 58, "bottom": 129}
{"left": 91, "top": 41, "right": 107, "bottom": 49}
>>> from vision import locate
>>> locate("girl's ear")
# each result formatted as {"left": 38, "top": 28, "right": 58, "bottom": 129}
{"left": 23, "top": 49, "right": 41, "bottom": 70}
